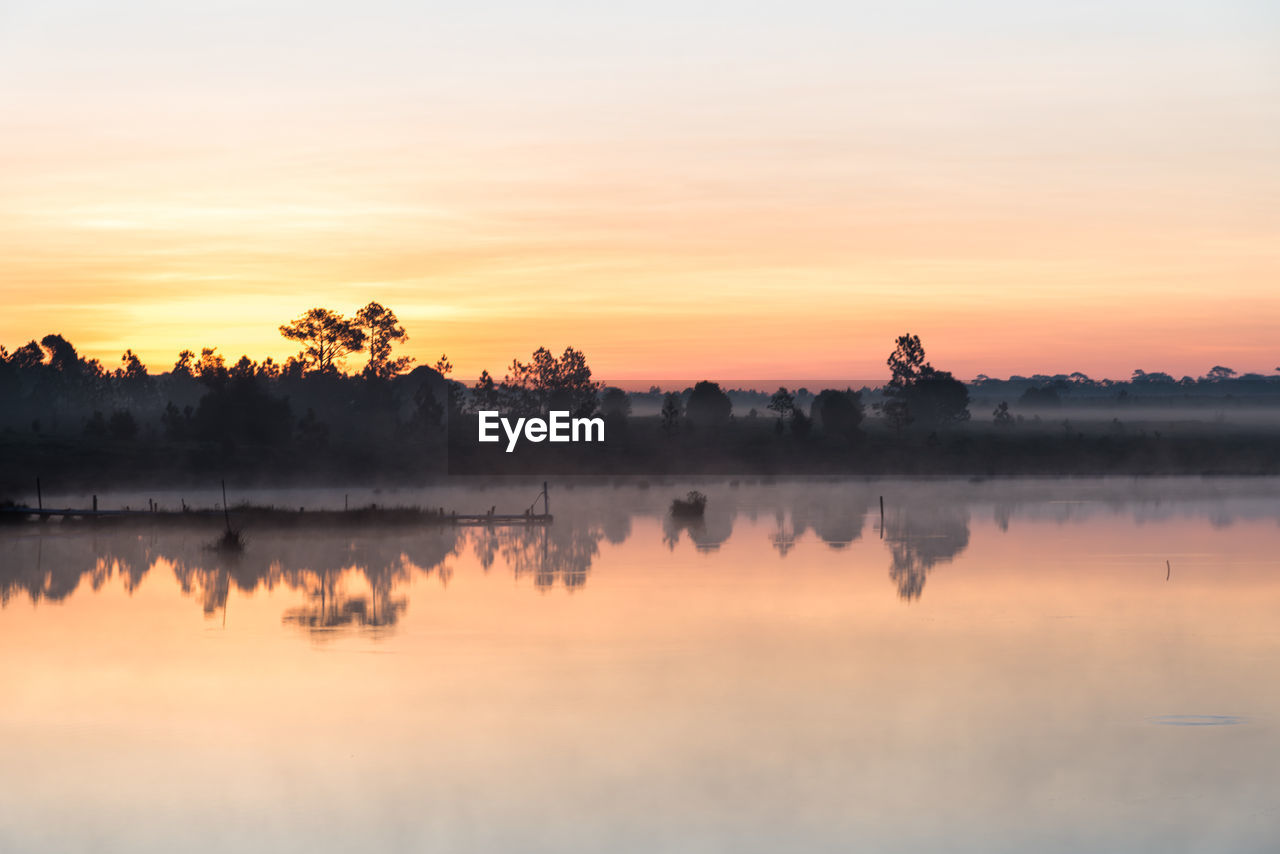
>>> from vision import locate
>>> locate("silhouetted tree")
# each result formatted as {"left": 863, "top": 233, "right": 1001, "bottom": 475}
{"left": 255, "top": 356, "right": 281, "bottom": 380}
{"left": 1131, "top": 369, "right": 1175, "bottom": 385}
{"left": 497, "top": 346, "right": 601, "bottom": 417}
{"left": 596, "top": 386, "right": 630, "bottom": 440}
{"left": 172, "top": 349, "right": 195, "bottom": 378}
{"left": 599, "top": 387, "right": 632, "bottom": 419}
{"left": 280, "top": 355, "right": 305, "bottom": 381}
{"left": 279, "top": 308, "right": 366, "bottom": 374}
{"left": 905, "top": 371, "right": 970, "bottom": 428}
{"left": 993, "top": 401, "right": 1014, "bottom": 427}
{"left": 768, "top": 387, "right": 794, "bottom": 434}
{"left": 355, "top": 302, "right": 413, "bottom": 379}
{"left": 768, "top": 387, "right": 795, "bottom": 420}
{"left": 1019, "top": 385, "right": 1060, "bottom": 407}
{"left": 116, "top": 350, "right": 149, "bottom": 391}
{"left": 790, "top": 408, "right": 812, "bottom": 438}
{"left": 195, "top": 347, "right": 228, "bottom": 387}
{"left": 230, "top": 355, "right": 258, "bottom": 381}
{"left": 880, "top": 334, "right": 927, "bottom": 430}
{"left": 9, "top": 340, "right": 44, "bottom": 370}
{"left": 661, "top": 392, "right": 682, "bottom": 435}
{"left": 888, "top": 333, "right": 929, "bottom": 386}
{"left": 192, "top": 367, "right": 292, "bottom": 445}
{"left": 685, "top": 381, "right": 732, "bottom": 429}
{"left": 40, "top": 334, "right": 83, "bottom": 376}
{"left": 812, "top": 389, "right": 864, "bottom": 439}
{"left": 471, "top": 370, "right": 500, "bottom": 412}
{"left": 397, "top": 364, "right": 452, "bottom": 434}
{"left": 403, "top": 381, "right": 441, "bottom": 433}
{"left": 879, "top": 333, "right": 969, "bottom": 429}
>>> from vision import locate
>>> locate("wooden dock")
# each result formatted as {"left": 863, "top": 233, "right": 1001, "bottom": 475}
{"left": 0, "top": 506, "right": 553, "bottom": 526}
{"left": 2, "top": 480, "right": 554, "bottom": 528}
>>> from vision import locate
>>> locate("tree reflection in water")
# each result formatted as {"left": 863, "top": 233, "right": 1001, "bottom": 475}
{"left": 883, "top": 507, "right": 971, "bottom": 600}
{"left": 662, "top": 510, "right": 733, "bottom": 552}
{"left": 0, "top": 531, "right": 159, "bottom": 605}
{"left": 0, "top": 489, "right": 984, "bottom": 628}
{"left": 172, "top": 530, "right": 464, "bottom": 636}
{"left": 279, "top": 571, "right": 408, "bottom": 635}
{"left": 769, "top": 495, "right": 871, "bottom": 556}
{"left": 471, "top": 525, "right": 604, "bottom": 591}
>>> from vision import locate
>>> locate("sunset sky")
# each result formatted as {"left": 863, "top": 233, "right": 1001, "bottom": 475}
{"left": 1, "top": 0, "right": 1277, "bottom": 382}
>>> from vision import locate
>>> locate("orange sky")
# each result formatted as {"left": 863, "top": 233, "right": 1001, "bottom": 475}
{"left": 1, "top": 1, "right": 1277, "bottom": 382}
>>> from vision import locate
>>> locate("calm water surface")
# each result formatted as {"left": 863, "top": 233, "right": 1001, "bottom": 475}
{"left": 2, "top": 478, "right": 1279, "bottom": 853}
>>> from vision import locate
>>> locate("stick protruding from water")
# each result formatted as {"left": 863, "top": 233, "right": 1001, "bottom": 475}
{"left": 221, "top": 480, "right": 231, "bottom": 533}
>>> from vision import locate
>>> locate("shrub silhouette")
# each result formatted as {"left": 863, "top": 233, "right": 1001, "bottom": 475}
{"left": 686, "top": 381, "right": 732, "bottom": 430}
{"left": 812, "top": 389, "right": 864, "bottom": 439}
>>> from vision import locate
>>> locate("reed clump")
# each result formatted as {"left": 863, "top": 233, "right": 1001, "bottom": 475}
{"left": 670, "top": 490, "right": 707, "bottom": 518}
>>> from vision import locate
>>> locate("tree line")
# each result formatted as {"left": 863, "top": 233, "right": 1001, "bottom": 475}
{"left": 0, "top": 308, "right": 980, "bottom": 456}
{"left": 0, "top": 302, "right": 440, "bottom": 449}
{"left": 6, "top": 302, "right": 1278, "bottom": 461}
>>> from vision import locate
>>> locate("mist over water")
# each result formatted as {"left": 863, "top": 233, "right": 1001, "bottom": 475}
{"left": 3, "top": 477, "right": 1280, "bottom": 853}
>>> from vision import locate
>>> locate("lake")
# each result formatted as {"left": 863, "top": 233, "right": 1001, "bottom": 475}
{"left": 2, "top": 478, "right": 1279, "bottom": 853}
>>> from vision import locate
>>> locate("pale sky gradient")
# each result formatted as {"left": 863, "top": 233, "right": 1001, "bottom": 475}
{"left": 1, "top": 0, "right": 1277, "bottom": 381}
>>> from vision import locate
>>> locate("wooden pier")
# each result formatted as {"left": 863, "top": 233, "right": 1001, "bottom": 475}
{"left": 0, "top": 506, "right": 553, "bottom": 526}
{"left": 0, "top": 482, "right": 554, "bottom": 528}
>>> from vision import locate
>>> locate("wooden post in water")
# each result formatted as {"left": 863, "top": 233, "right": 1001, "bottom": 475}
{"left": 221, "top": 480, "right": 232, "bottom": 533}
{"left": 92, "top": 495, "right": 98, "bottom": 513}
{"left": 879, "top": 495, "right": 884, "bottom": 538}
{"left": 543, "top": 481, "right": 550, "bottom": 516}
{"left": 36, "top": 477, "right": 43, "bottom": 512}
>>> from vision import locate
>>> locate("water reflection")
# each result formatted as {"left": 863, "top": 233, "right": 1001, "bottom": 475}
{"left": 663, "top": 514, "right": 733, "bottom": 552}
{"left": 883, "top": 507, "right": 971, "bottom": 600}
{"left": 5, "top": 479, "right": 1280, "bottom": 630}
{"left": 0, "top": 521, "right": 614, "bottom": 635}
{"left": 0, "top": 532, "right": 158, "bottom": 603}
{"left": 769, "top": 495, "right": 871, "bottom": 556}
{"left": 471, "top": 525, "right": 603, "bottom": 590}
{"left": 279, "top": 574, "right": 407, "bottom": 635}
{"left": 5, "top": 480, "right": 1280, "bottom": 854}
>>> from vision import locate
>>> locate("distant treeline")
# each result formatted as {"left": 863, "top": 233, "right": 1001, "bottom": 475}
{"left": 3, "top": 308, "right": 1280, "bottom": 487}
{"left": 970, "top": 367, "right": 1280, "bottom": 410}
{"left": 0, "top": 304, "right": 456, "bottom": 487}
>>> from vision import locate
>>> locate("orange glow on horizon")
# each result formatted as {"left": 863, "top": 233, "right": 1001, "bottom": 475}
{"left": 2, "top": 2, "right": 1276, "bottom": 383}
